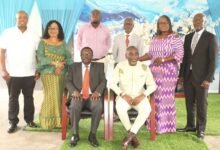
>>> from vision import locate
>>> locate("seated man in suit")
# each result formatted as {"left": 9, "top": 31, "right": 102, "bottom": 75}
{"left": 110, "top": 46, "right": 157, "bottom": 149}
{"left": 66, "top": 47, "right": 106, "bottom": 147}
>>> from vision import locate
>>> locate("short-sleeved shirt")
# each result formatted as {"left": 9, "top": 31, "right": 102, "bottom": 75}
{"left": 0, "top": 26, "right": 40, "bottom": 77}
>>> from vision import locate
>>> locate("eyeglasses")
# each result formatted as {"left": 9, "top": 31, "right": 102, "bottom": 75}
{"left": 48, "top": 27, "right": 59, "bottom": 30}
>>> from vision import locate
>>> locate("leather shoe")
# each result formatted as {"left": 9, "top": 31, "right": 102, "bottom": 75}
{"left": 122, "top": 132, "right": 135, "bottom": 150}
{"left": 197, "top": 131, "right": 205, "bottom": 140}
{"left": 131, "top": 135, "right": 140, "bottom": 148}
{"left": 70, "top": 134, "right": 80, "bottom": 147}
{"left": 27, "top": 122, "right": 38, "bottom": 128}
{"left": 88, "top": 133, "right": 99, "bottom": 147}
{"left": 177, "top": 127, "right": 196, "bottom": 132}
{"left": 8, "top": 124, "right": 17, "bottom": 133}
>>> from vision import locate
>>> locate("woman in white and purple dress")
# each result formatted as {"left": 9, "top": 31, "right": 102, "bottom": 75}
{"left": 139, "top": 15, "right": 184, "bottom": 134}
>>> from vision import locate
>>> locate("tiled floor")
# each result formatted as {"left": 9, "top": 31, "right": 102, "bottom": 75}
{"left": 0, "top": 88, "right": 219, "bottom": 150}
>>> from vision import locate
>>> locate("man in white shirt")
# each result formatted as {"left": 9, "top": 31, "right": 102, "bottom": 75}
{"left": 0, "top": 10, "right": 40, "bottom": 133}
{"left": 112, "top": 18, "right": 145, "bottom": 62}
{"left": 110, "top": 46, "right": 156, "bottom": 149}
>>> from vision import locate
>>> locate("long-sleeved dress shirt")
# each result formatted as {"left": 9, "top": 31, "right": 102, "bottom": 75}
{"left": 77, "top": 23, "right": 111, "bottom": 59}
{"left": 112, "top": 33, "right": 144, "bottom": 62}
{"left": 110, "top": 61, "right": 157, "bottom": 98}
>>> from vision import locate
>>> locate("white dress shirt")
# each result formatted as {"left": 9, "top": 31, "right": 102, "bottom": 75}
{"left": 110, "top": 61, "right": 157, "bottom": 98}
{"left": 112, "top": 32, "right": 144, "bottom": 62}
{"left": 0, "top": 26, "right": 40, "bottom": 77}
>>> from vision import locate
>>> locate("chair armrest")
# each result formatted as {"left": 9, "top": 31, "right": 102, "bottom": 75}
{"left": 61, "top": 88, "right": 68, "bottom": 140}
{"left": 104, "top": 88, "right": 114, "bottom": 140}
{"left": 149, "top": 93, "right": 156, "bottom": 141}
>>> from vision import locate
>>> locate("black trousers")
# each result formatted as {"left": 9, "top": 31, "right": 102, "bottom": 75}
{"left": 183, "top": 71, "right": 208, "bottom": 132}
{"left": 7, "top": 76, "right": 36, "bottom": 125}
{"left": 69, "top": 98, "right": 103, "bottom": 135}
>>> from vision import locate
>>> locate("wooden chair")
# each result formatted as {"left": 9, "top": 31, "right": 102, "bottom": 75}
{"left": 61, "top": 88, "right": 114, "bottom": 140}
{"left": 104, "top": 90, "right": 156, "bottom": 141}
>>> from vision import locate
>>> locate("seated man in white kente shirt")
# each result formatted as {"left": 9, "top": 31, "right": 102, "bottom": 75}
{"left": 110, "top": 46, "right": 156, "bottom": 149}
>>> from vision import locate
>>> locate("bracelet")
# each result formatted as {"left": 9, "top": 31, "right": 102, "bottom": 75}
{"left": 55, "top": 61, "right": 59, "bottom": 68}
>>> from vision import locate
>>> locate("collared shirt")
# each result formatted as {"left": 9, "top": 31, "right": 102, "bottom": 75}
{"left": 110, "top": 61, "right": 157, "bottom": 98}
{"left": 191, "top": 28, "right": 205, "bottom": 49}
{"left": 0, "top": 26, "right": 40, "bottom": 77}
{"left": 112, "top": 32, "right": 144, "bottom": 62}
{"left": 77, "top": 23, "right": 111, "bottom": 59}
{"left": 81, "top": 63, "right": 91, "bottom": 94}
{"left": 190, "top": 28, "right": 205, "bottom": 70}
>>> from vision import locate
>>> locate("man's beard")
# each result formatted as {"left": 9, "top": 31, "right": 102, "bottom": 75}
{"left": 91, "top": 21, "right": 100, "bottom": 25}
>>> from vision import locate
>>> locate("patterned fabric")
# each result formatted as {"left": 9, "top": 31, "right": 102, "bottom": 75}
{"left": 39, "top": 74, "right": 64, "bottom": 129}
{"left": 148, "top": 33, "right": 184, "bottom": 134}
{"left": 36, "top": 40, "right": 73, "bottom": 74}
{"left": 37, "top": 40, "right": 73, "bottom": 129}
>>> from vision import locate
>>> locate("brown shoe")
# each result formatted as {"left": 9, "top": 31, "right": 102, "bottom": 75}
{"left": 131, "top": 135, "right": 140, "bottom": 148}
{"left": 122, "top": 132, "right": 135, "bottom": 150}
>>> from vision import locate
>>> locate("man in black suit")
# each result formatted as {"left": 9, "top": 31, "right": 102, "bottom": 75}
{"left": 179, "top": 13, "right": 218, "bottom": 140}
{"left": 66, "top": 47, "right": 106, "bottom": 147}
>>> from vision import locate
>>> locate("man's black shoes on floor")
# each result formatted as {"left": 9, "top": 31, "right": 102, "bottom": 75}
{"left": 27, "top": 121, "right": 38, "bottom": 128}
{"left": 197, "top": 131, "right": 205, "bottom": 140}
{"left": 8, "top": 124, "right": 17, "bottom": 133}
{"left": 70, "top": 134, "right": 80, "bottom": 147}
{"left": 88, "top": 133, "right": 99, "bottom": 147}
{"left": 177, "top": 127, "right": 196, "bottom": 132}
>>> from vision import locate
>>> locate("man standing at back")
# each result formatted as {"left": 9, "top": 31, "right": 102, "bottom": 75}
{"left": 0, "top": 10, "right": 40, "bottom": 133}
{"left": 179, "top": 13, "right": 218, "bottom": 140}
{"left": 77, "top": 9, "right": 111, "bottom": 61}
{"left": 112, "top": 17, "right": 144, "bottom": 62}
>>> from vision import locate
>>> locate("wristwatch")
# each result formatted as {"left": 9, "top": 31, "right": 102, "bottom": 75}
{"left": 161, "top": 58, "right": 165, "bottom": 63}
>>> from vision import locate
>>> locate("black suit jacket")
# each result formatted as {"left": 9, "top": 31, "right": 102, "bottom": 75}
{"left": 179, "top": 30, "right": 218, "bottom": 83}
{"left": 66, "top": 62, "right": 106, "bottom": 96}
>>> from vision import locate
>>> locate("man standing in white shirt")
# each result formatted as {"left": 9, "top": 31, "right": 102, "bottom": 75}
{"left": 110, "top": 46, "right": 156, "bottom": 149}
{"left": 112, "top": 18, "right": 145, "bottom": 62}
{"left": 0, "top": 10, "right": 40, "bottom": 133}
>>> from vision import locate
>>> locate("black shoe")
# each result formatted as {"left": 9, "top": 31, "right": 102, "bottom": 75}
{"left": 177, "top": 127, "right": 196, "bottom": 132}
{"left": 70, "top": 134, "right": 80, "bottom": 147}
{"left": 8, "top": 124, "right": 17, "bottom": 133}
{"left": 88, "top": 133, "right": 99, "bottom": 147}
{"left": 27, "top": 122, "right": 38, "bottom": 128}
{"left": 197, "top": 131, "right": 205, "bottom": 140}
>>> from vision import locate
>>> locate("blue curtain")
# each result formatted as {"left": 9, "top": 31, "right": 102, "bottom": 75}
{"left": 207, "top": 0, "right": 220, "bottom": 71}
{"left": 36, "top": 0, "right": 85, "bottom": 43}
{"left": 207, "top": 0, "right": 220, "bottom": 43}
{"left": 0, "top": 0, "right": 35, "bottom": 34}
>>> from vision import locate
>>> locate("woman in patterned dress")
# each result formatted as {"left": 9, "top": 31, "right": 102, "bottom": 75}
{"left": 139, "top": 15, "right": 184, "bottom": 134}
{"left": 37, "top": 20, "right": 73, "bottom": 129}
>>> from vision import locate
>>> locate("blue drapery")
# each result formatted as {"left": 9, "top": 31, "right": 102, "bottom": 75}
{"left": 207, "top": 0, "right": 220, "bottom": 43}
{"left": 36, "top": 0, "right": 85, "bottom": 43}
{"left": 0, "top": 0, "right": 35, "bottom": 34}
{"left": 207, "top": 0, "right": 220, "bottom": 71}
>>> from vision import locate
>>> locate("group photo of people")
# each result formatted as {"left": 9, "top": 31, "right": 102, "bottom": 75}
{"left": 0, "top": 0, "right": 219, "bottom": 150}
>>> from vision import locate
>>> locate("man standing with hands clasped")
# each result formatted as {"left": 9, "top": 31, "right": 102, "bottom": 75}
{"left": 178, "top": 13, "right": 218, "bottom": 140}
